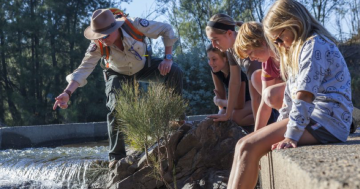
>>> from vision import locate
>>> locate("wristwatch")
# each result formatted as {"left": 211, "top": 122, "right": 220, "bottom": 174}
{"left": 165, "top": 54, "right": 172, "bottom": 60}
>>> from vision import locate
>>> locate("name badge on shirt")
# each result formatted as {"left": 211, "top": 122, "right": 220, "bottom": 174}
{"left": 139, "top": 19, "right": 149, "bottom": 27}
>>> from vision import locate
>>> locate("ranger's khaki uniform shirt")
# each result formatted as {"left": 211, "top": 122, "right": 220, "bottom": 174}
{"left": 66, "top": 17, "right": 178, "bottom": 87}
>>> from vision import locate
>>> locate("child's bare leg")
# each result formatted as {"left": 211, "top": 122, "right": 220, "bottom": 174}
{"left": 263, "top": 82, "right": 286, "bottom": 110}
{"left": 228, "top": 118, "right": 319, "bottom": 189}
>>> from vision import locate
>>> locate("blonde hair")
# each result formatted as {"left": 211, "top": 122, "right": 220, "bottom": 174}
{"left": 234, "top": 22, "right": 266, "bottom": 59}
{"left": 263, "top": 0, "right": 335, "bottom": 80}
{"left": 206, "top": 13, "right": 243, "bottom": 34}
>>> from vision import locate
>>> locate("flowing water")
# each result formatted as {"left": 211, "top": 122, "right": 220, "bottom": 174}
{"left": 0, "top": 145, "right": 109, "bottom": 189}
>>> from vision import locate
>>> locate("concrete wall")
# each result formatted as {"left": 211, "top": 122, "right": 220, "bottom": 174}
{"left": 260, "top": 130, "right": 360, "bottom": 189}
{"left": 0, "top": 115, "right": 205, "bottom": 150}
{"left": 0, "top": 122, "right": 107, "bottom": 149}
{"left": 259, "top": 108, "right": 360, "bottom": 189}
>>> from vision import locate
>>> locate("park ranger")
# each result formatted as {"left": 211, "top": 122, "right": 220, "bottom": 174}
{"left": 53, "top": 9, "right": 183, "bottom": 168}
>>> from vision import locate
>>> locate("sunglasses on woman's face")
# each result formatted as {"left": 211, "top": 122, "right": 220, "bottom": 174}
{"left": 273, "top": 29, "right": 285, "bottom": 45}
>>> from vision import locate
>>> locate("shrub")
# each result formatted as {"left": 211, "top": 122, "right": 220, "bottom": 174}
{"left": 115, "top": 80, "right": 187, "bottom": 187}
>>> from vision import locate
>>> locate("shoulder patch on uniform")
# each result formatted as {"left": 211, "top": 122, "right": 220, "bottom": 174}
{"left": 139, "top": 19, "right": 149, "bottom": 27}
{"left": 87, "top": 42, "right": 97, "bottom": 52}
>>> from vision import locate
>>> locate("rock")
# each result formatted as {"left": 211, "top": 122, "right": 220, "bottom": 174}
{"left": 172, "top": 119, "right": 246, "bottom": 188}
{"left": 107, "top": 118, "right": 248, "bottom": 189}
{"left": 116, "top": 166, "right": 164, "bottom": 189}
{"left": 108, "top": 155, "right": 139, "bottom": 187}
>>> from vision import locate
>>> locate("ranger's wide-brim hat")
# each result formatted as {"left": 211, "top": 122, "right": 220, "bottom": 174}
{"left": 84, "top": 9, "right": 125, "bottom": 40}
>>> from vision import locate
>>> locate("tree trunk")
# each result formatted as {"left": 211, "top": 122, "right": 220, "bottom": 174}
{"left": 0, "top": 88, "right": 4, "bottom": 124}
{"left": 170, "top": 0, "right": 183, "bottom": 55}
{"left": 48, "top": 11, "right": 60, "bottom": 123}
{"left": 145, "top": 143, "right": 150, "bottom": 166}
{"left": 68, "top": 1, "right": 80, "bottom": 72}
{"left": 29, "top": 0, "right": 37, "bottom": 119}
{"left": 157, "top": 137, "right": 173, "bottom": 189}
{"left": 0, "top": 28, "right": 22, "bottom": 125}
{"left": 17, "top": 31, "right": 27, "bottom": 98}
{"left": 35, "top": 31, "right": 42, "bottom": 123}
{"left": 163, "top": 128, "right": 174, "bottom": 172}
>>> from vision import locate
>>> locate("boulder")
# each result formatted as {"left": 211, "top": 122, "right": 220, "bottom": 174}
{"left": 107, "top": 118, "right": 248, "bottom": 189}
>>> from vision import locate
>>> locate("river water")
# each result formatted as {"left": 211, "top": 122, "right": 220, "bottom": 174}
{"left": 0, "top": 145, "right": 109, "bottom": 189}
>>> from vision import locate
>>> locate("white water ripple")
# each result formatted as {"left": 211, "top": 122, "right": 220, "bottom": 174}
{"left": 0, "top": 146, "right": 108, "bottom": 189}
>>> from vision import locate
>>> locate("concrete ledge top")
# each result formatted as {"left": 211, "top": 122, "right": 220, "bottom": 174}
{"left": 260, "top": 107, "right": 360, "bottom": 189}
{"left": 0, "top": 121, "right": 107, "bottom": 129}
{"left": 0, "top": 122, "right": 108, "bottom": 149}
{"left": 261, "top": 129, "right": 360, "bottom": 189}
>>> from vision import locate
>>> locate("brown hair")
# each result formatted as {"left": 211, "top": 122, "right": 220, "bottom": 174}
{"left": 206, "top": 13, "right": 243, "bottom": 34}
{"left": 206, "top": 44, "right": 227, "bottom": 58}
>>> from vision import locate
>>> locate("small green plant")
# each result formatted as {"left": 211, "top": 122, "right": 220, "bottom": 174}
{"left": 115, "top": 80, "right": 187, "bottom": 187}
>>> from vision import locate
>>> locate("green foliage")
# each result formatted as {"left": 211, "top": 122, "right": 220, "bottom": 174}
{"left": 115, "top": 81, "right": 186, "bottom": 187}
{"left": 2, "top": 0, "right": 360, "bottom": 127}
{"left": 0, "top": 0, "right": 131, "bottom": 126}
{"left": 114, "top": 81, "right": 152, "bottom": 150}
{"left": 351, "top": 73, "right": 360, "bottom": 108}
{"left": 348, "top": 64, "right": 360, "bottom": 108}
{"left": 163, "top": 0, "right": 267, "bottom": 53}
{"left": 115, "top": 81, "right": 187, "bottom": 151}
{"left": 174, "top": 48, "right": 218, "bottom": 115}
{"left": 339, "top": 42, "right": 360, "bottom": 109}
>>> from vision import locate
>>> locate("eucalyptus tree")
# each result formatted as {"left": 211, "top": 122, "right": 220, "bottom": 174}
{"left": 299, "top": 0, "right": 345, "bottom": 26}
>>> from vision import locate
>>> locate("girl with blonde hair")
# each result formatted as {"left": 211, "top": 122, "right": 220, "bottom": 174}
{"left": 227, "top": 0, "right": 353, "bottom": 188}
{"left": 207, "top": 44, "right": 254, "bottom": 130}
{"left": 205, "top": 13, "right": 279, "bottom": 127}
{"left": 234, "top": 21, "right": 286, "bottom": 131}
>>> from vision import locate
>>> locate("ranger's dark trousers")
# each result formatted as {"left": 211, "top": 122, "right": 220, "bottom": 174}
{"left": 105, "top": 58, "right": 183, "bottom": 161}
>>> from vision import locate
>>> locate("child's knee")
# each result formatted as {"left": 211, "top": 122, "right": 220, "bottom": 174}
{"left": 263, "top": 87, "right": 273, "bottom": 107}
{"left": 251, "top": 69, "right": 262, "bottom": 82}
{"left": 263, "top": 86, "right": 282, "bottom": 109}
{"left": 235, "top": 137, "right": 253, "bottom": 154}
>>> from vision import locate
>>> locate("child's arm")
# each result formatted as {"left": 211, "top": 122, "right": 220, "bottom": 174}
{"left": 254, "top": 78, "right": 277, "bottom": 131}
{"left": 211, "top": 72, "right": 227, "bottom": 108}
{"left": 208, "top": 64, "right": 242, "bottom": 121}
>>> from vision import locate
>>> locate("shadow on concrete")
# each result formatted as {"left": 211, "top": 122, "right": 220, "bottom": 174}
{"left": 328, "top": 140, "right": 360, "bottom": 145}
{"left": 35, "top": 136, "right": 108, "bottom": 148}
{"left": 1, "top": 132, "right": 107, "bottom": 149}
{"left": 1, "top": 132, "right": 32, "bottom": 149}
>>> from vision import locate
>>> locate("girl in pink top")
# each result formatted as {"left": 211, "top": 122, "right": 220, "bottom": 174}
{"left": 234, "top": 21, "right": 286, "bottom": 131}
{"left": 261, "top": 57, "right": 281, "bottom": 81}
